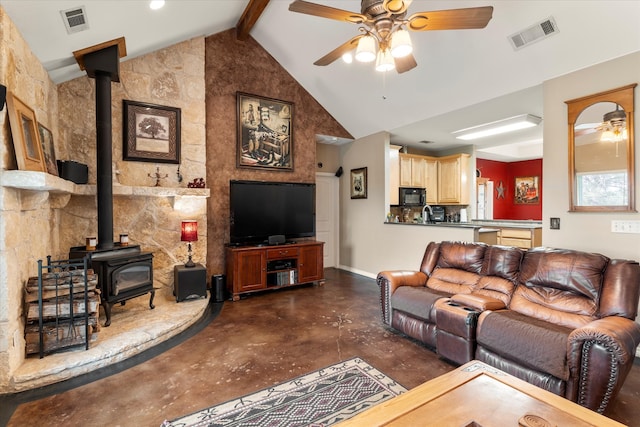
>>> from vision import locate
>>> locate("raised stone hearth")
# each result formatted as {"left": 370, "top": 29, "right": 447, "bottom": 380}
{"left": 10, "top": 293, "right": 209, "bottom": 393}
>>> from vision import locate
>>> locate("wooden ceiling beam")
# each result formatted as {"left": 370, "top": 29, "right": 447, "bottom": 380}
{"left": 236, "top": 0, "right": 271, "bottom": 41}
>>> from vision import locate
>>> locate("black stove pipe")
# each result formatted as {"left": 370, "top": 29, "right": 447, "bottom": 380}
{"left": 95, "top": 71, "right": 114, "bottom": 249}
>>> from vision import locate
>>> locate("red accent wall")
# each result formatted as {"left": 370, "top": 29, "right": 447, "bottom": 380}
{"left": 476, "top": 158, "right": 542, "bottom": 220}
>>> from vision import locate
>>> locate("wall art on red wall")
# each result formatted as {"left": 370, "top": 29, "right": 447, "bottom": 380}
{"left": 514, "top": 176, "right": 539, "bottom": 204}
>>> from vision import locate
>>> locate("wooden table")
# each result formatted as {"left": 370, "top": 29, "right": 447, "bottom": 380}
{"left": 337, "top": 360, "right": 625, "bottom": 427}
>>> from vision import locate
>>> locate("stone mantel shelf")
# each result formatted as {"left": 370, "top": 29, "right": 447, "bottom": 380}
{"left": 1, "top": 170, "right": 210, "bottom": 198}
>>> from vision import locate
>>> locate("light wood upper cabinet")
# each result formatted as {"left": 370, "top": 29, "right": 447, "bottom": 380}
{"left": 437, "top": 153, "right": 470, "bottom": 205}
{"left": 396, "top": 152, "right": 469, "bottom": 205}
{"left": 425, "top": 158, "right": 438, "bottom": 203}
{"left": 399, "top": 154, "right": 413, "bottom": 187}
{"left": 399, "top": 153, "right": 434, "bottom": 189}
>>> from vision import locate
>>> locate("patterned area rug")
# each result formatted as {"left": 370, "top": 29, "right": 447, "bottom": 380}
{"left": 161, "top": 357, "right": 406, "bottom": 427}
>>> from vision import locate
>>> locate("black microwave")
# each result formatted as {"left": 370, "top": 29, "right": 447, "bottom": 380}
{"left": 399, "top": 187, "right": 426, "bottom": 206}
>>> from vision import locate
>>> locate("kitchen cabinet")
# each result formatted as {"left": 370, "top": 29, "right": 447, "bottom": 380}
{"left": 425, "top": 157, "right": 438, "bottom": 203}
{"left": 399, "top": 154, "right": 428, "bottom": 188}
{"left": 498, "top": 227, "right": 542, "bottom": 249}
{"left": 437, "top": 153, "right": 470, "bottom": 205}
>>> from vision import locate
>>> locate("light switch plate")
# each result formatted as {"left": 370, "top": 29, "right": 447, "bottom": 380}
{"left": 550, "top": 217, "right": 560, "bottom": 230}
{"left": 611, "top": 220, "right": 640, "bottom": 234}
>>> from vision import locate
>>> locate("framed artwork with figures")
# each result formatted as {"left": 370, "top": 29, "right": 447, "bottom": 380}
{"left": 236, "top": 92, "right": 293, "bottom": 171}
{"left": 350, "top": 167, "right": 367, "bottom": 199}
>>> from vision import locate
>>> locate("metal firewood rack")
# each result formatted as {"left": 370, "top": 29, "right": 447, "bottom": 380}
{"left": 31, "top": 256, "right": 92, "bottom": 358}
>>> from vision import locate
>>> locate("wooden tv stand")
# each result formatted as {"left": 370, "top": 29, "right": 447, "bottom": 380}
{"left": 225, "top": 240, "right": 324, "bottom": 301}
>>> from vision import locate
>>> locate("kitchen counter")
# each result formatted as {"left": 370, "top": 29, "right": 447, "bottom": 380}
{"left": 471, "top": 219, "right": 542, "bottom": 229}
{"left": 385, "top": 219, "right": 541, "bottom": 248}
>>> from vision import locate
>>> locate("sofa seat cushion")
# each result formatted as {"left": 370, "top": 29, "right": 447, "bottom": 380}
{"left": 427, "top": 267, "right": 481, "bottom": 294}
{"left": 391, "top": 286, "right": 449, "bottom": 322}
{"left": 477, "top": 310, "right": 572, "bottom": 381}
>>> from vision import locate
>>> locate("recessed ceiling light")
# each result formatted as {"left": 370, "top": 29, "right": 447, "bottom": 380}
{"left": 150, "top": 0, "right": 165, "bottom": 10}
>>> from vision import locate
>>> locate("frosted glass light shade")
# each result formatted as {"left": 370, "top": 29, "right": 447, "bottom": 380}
{"left": 375, "top": 49, "right": 395, "bottom": 72}
{"left": 342, "top": 52, "right": 353, "bottom": 64}
{"left": 355, "top": 35, "right": 376, "bottom": 63}
{"left": 391, "top": 29, "right": 413, "bottom": 58}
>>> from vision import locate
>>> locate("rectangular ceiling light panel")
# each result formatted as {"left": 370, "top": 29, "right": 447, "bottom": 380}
{"left": 61, "top": 6, "right": 89, "bottom": 34}
{"left": 452, "top": 114, "right": 542, "bottom": 141}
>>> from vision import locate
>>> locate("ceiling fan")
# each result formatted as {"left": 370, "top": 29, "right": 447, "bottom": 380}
{"left": 289, "top": 0, "right": 493, "bottom": 73}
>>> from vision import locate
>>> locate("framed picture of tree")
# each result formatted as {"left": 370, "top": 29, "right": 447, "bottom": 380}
{"left": 123, "top": 100, "right": 181, "bottom": 163}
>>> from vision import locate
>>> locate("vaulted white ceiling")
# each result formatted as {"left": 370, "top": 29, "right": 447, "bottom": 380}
{"left": 2, "top": 1, "right": 639, "bottom": 161}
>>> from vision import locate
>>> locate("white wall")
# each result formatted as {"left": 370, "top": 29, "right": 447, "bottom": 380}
{"left": 338, "top": 132, "right": 475, "bottom": 278}
{"left": 542, "top": 52, "right": 640, "bottom": 260}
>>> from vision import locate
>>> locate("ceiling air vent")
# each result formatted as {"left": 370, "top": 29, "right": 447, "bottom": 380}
{"left": 61, "top": 6, "right": 89, "bottom": 34}
{"left": 508, "top": 17, "right": 558, "bottom": 50}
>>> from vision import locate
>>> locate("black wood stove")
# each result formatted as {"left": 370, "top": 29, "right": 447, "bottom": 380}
{"left": 69, "top": 39, "right": 155, "bottom": 327}
{"left": 70, "top": 245, "right": 154, "bottom": 327}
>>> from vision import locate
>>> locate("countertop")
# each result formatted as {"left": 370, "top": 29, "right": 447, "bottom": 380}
{"left": 385, "top": 219, "right": 542, "bottom": 229}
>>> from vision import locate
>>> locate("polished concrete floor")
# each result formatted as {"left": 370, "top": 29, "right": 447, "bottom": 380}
{"left": 4, "top": 268, "right": 640, "bottom": 426}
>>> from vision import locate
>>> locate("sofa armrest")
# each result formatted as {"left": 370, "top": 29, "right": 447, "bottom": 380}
{"left": 451, "top": 293, "right": 506, "bottom": 311}
{"left": 567, "top": 316, "right": 640, "bottom": 413}
{"left": 377, "top": 271, "right": 427, "bottom": 325}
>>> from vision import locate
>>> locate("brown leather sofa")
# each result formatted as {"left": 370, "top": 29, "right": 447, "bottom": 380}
{"left": 377, "top": 241, "right": 640, "bottom": 414}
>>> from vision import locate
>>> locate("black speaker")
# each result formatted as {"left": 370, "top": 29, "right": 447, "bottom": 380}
{"left": 212, "top": 275, "right": 227, "bottom": 302}
{"left": 0, "top": 84, "right": 6, "bottom": 111}
{"left": 335, "top": 166, "right": 343, "bottom": 177}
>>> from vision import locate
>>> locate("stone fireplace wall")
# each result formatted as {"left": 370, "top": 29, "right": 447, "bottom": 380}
{"left": 0, "top": 6, "right": 207, "bottom": 391}
{"left": 0, "top": 6, "right": 61, "bottom": 391}
{"left": 57, "top": 37, "right": 208, "bottom": 294}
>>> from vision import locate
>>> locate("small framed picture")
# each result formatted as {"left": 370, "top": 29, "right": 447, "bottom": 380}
{"left": 514, "top": 176, "right": 540, "bottom": 204}
{"left": 6, "top": 93, "right": 46, "bottom": 172}
{"left": 350, "top": 167, "right": 367, "bottom": 199}
{"left": 123, "top": 100, "right": 181, "bottom": 163}
{"left": 38, "top": 123, "right": 58, "bottom": 176}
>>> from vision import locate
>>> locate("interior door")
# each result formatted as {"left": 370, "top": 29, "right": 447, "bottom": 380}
{"left": 315, "top": 173, "right": 339, "bottom": 268}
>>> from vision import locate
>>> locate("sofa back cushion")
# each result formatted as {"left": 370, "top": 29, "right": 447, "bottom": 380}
{"left": 436, "top": 241, "right": 486, "bottom": 273}
{"left": 472, "top": 245, "right": 524, "bottom": 305}
{"left": 509, "top": 247, "right": 609, "bottom": 328}
{"left": 481, "top": 245, "right": 524, "bottom": 282}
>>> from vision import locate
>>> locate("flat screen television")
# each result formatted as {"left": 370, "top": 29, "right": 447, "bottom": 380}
{"left": 229, "top": 180, "right": 316, "bottom": 245}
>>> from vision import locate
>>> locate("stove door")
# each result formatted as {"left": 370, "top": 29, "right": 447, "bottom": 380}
{"left": 112, "top": 262, "right": 152, "bottom": 296}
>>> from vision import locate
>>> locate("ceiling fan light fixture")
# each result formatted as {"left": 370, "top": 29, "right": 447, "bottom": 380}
{"left": 149, "top": 0, "right": 165, "bottom": 10}
{"left": 390, "top": 28, "right": 413, "bottom": 58}
{"left": 375, "top": 49, "right": 395, "bottom": 72}
{"left": 342, "top": 52, "right": 353, "bottom": 64}
{"left": 355, "top": 35, "right": 377, "bottom": 63}
{"left": 452, "top": 114, "right": 542, "bottom": 140}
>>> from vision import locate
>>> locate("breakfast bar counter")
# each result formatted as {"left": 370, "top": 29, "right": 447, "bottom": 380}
{"left": 384, "top": 219, "right": 542, "bottom": 248}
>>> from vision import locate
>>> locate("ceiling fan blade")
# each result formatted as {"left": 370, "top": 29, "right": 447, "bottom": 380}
{"left": 575, "top": 127, "right": 598, "bottom": 137}
{"left": 383, "top": 0, "right": 413, "bottom": 15}
{"left": 394, "top": 53, "right": 417, "bottom": 74}
{"left": 314, "top": 35, "right": 364, "bottom": 66}
{"left": 407, "top": 6, "right": 494, "bottom": 31}
{"left": 289, "top": 0, "right": 368, "bottom": 24}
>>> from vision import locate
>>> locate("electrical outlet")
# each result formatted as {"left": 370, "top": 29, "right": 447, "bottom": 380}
{"left": 611, "top": 220, "right": 640, "bottom": 234}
